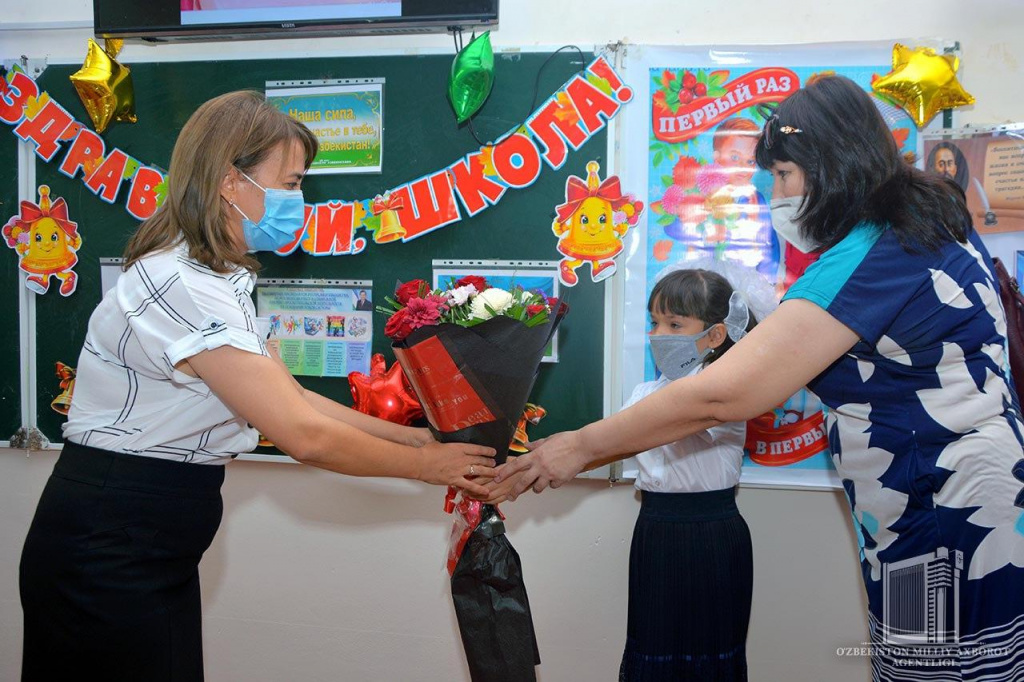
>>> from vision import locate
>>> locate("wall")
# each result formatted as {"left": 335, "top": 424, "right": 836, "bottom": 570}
{"left": 3, "top": 1, "right": 1022, "bottom": 680}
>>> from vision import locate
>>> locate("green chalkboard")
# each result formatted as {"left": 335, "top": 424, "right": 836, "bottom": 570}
{"left": 1, "top": 131, "right": 21, "bottom": 439}
{"left": 28, "top": 51, "right": 607, "bottom": 449}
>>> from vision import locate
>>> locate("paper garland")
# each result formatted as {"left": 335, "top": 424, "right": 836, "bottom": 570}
{"left": 1, "top": 56, "right": 632, "bottom": 257}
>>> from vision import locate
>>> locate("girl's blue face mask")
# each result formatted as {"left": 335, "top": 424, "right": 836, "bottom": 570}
{"left": 231, "top": 169, "right": 305, "bottom": 252}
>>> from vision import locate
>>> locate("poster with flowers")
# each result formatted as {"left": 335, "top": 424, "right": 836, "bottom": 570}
{"left": 617, "top": 44, "right": 929, "bottom": 488}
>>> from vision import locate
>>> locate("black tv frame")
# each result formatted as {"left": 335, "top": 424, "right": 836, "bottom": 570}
{"left": 93, "top": 0, "right": 499, "bottom": 42}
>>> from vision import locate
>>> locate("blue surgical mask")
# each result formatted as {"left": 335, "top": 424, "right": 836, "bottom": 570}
{"left": 649, "top": 328, "right": 714, "bottom": 380}
{"left": 231, "top": 169, "right": 305, "bottom": 252}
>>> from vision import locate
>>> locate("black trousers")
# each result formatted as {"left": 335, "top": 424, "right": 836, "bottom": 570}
{"left": 20, "top": 441, "right": 225, "bottom": 682}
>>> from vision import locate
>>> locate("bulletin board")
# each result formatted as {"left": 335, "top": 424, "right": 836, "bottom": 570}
{"left": 7, "top": 50, "right": 610, "bottom": 452}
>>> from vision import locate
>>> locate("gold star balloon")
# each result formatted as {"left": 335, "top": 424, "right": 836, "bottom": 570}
{"left": 69, "top": 38, "right": 137, "bottom": 134}
{"left": 872, "top": 43, "right": 975, "bottom": 128}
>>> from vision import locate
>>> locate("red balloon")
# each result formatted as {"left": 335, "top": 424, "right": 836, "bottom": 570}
{"left": 348, "top": 353, "right": 424, "bottom": 425}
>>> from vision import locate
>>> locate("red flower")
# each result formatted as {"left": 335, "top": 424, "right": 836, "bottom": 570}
{"left": 660, "top": 70, "right": 676, "bottom": 88}
{"left": 682, "top": 71, "right": 697, "bottom": 89}
{"left": 455, "top": 275, "right": 489, "bottom": 292}
{"left": 526, "top": 304, "right": 546, "bottom": 317}
{"left": 672, "top": 156, "right": 701, "bottom": 189}
{"left": 384, "top": 308, "right": 415, "bottom": 340}
{"left": 395, "top": 279, "right": 428, "bottom": 305}
{"left": 546, "top": 296, "right": 560, "bottom": 309}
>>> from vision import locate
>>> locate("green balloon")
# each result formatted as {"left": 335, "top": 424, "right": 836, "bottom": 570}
{"left": 448, "top": 31, "right": 494, "bottom": 124}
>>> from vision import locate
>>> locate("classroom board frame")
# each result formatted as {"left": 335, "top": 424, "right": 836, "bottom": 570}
{"left": 2, "top": 45, "right": 625, "bottom": 483}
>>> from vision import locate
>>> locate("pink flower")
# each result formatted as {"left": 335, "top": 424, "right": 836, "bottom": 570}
{"left": 696, "top": 164, "right": 729, "bottom": 195}
{"left": 404, "top": 294, "right": 448, "bottom": 331}
{"left": 660, "top": 184, "right": 687, "bottom": 215}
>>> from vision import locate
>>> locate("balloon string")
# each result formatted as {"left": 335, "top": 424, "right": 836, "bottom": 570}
{"left": 460, "top": 43, "right": 587, "bottom": 148}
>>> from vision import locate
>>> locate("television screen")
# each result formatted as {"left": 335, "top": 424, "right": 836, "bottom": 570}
{"left": 95, "top": 0, "right": 498, "bottom": 41}
{"left": 180, "top": 1, "right": 402, "bottom": 27}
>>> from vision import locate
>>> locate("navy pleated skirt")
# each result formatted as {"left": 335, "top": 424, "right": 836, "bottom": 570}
{"left": 20, "top": 441, "right": 225, "bottom": 682}
{"left": 619, "top": 488, "right": 753, "bottom": 682}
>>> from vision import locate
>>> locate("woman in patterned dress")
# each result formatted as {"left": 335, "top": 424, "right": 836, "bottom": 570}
{"left": 497, "top": 75, "right": 1024, "bottom": 681}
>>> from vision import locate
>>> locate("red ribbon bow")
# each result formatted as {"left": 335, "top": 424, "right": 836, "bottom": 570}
{"left": 371, "top": 194, "right": 405, "bottom": 215}
{"left": 554, "top": 174, "right": 630, "bottom": 224}
{"left": 18, "top": 197, "right": 78, "bottom": 238}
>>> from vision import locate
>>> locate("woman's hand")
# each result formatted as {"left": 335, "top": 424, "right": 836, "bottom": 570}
{"left": 417, "top": 441, "right": 497, "bottom": 498}
{"left": 494, "top": 431, "right": 589, "bottom": 499}
{"left": 464, "top": 463, "right": 530, "bottom": 504}
{"left": 404, "top": 427, "right": 435, "bottom": 448}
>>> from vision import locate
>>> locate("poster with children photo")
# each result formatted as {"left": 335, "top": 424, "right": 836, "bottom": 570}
{"left": 635, "top": 58, "right": 920, "bottom": 487}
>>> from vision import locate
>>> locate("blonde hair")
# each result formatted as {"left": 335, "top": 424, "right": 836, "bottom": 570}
{"left": 123, "top": 91, "right": 318, "bottom": 273}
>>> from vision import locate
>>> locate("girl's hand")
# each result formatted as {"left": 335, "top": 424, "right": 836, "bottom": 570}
{"left": 417, "top": 441, "right": 496, "bottom": 498}
{"left": 494, "top": 431, "right": 588, "bottom": 499}
{"left": 463, "top": 463, "right": 529, "bottom": 504}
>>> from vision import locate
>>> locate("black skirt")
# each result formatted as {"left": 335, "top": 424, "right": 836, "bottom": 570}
{"left": 619, "top": 488, "right": 753, "bottom": 682}
{"left": 20, "top": 441, "right": 225, "bottom": 682}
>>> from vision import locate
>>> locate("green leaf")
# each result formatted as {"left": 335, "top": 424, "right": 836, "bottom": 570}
{"left": 586, "top": 72, "right": 614, "bottom": 97}
{"left": 697, "top": 68, "right": 707, "bottom": 83}
{"left": 653, "top": 150, "right": 664, "bottom": 167}
{"left": 656, "top": 213, "right": 676, "bottom": 226}
{"left": 122, "top": 158, "right": 141, "bottom": 180}
{"left": 361, "top": 214, "right": 381, "bottom": 234}
{"left": 153, "top": 179, "right": 169, "bottom": 208}
{"left": 661, "top": 174, "right": 674, "bottom": 186}
{"left": 707, "top": 86, "right": 728, "bottom": 98}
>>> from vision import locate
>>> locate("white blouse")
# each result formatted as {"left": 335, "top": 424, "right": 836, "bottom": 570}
{"left": 623, "top": 368, "right": 746, "bottom": 493}
{"left": 63, "top": 242, "right": 270, "bottom": 464}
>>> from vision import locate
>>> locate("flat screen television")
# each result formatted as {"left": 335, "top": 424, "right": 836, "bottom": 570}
{"left": 94, "top": 0, "right": 499, "bottom": 42}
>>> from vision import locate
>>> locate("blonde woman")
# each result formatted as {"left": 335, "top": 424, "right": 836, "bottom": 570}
{"left": 19, "top": 91, "right": 495, "bottom": 682}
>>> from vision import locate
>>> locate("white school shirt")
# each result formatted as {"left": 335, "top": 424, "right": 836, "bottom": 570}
{"left": 624, "top": 366, "right": 745, "bottom": 493}
{"left": 63, "top": 242, "right": 270, "bottom": 464}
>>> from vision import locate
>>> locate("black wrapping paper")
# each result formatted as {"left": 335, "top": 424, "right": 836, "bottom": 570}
{"left": 451, "top": 506, "right": 540, "bottom": 682}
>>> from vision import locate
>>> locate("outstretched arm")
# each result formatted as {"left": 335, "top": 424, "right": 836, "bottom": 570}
{"left": 497, "top": 299, "right": 858, "bottom": 496}
{"left": 185, "top": 346, "right": 495, "bottom": 496}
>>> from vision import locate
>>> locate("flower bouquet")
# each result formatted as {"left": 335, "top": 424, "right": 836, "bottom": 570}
{"left": 380, "top": 276, "right": 566, "bottom": 682}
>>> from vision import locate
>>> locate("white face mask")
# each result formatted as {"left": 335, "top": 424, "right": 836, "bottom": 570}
{"left": 770, "top": 195, "right": 817, "bottom": 253}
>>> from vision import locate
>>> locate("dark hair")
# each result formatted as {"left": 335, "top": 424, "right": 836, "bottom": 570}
{"left": 754, "top": 75, "right": 970, "bottom": 252}
{"left": 926, "top": 141, "right": 970, "bottom": 191}
{"left": 649, "top": 269, "right": 757, "bottom": 365}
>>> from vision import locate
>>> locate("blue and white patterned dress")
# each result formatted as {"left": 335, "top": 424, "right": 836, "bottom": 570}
{"left": 784, "top": 224, "right": 1024, "bottom": 682}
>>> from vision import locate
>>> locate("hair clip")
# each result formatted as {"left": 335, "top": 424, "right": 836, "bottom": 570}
{"left": 779, "top": 126, "right": 803, "bottom": 135}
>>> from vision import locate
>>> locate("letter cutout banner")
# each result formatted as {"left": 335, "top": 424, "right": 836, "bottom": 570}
{"left": 1, "top": 56, "right": 631, "bottom": 257}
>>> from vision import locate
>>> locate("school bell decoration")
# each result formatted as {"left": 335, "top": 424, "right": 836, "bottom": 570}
{"left": 51, "top": 362, "right": 77, "bottom": 415}
{"left": 448, "top": 31, "right": 494, "bottom": 124}
{"left": 2, "top": 185, "right": 81, "bottom": 296}
{"left": 872, "top": 44, "right": 975, "bottom": 128}
{"left": 70, "top": 38, "right": 138, "bottom": 134}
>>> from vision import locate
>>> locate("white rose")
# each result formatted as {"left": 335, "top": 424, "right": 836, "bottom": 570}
{"left": 449, "top": 284, "right": 477, "bottom": 306}
{"left": 470, "top": 287, "right": 514, "bottom": 320}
